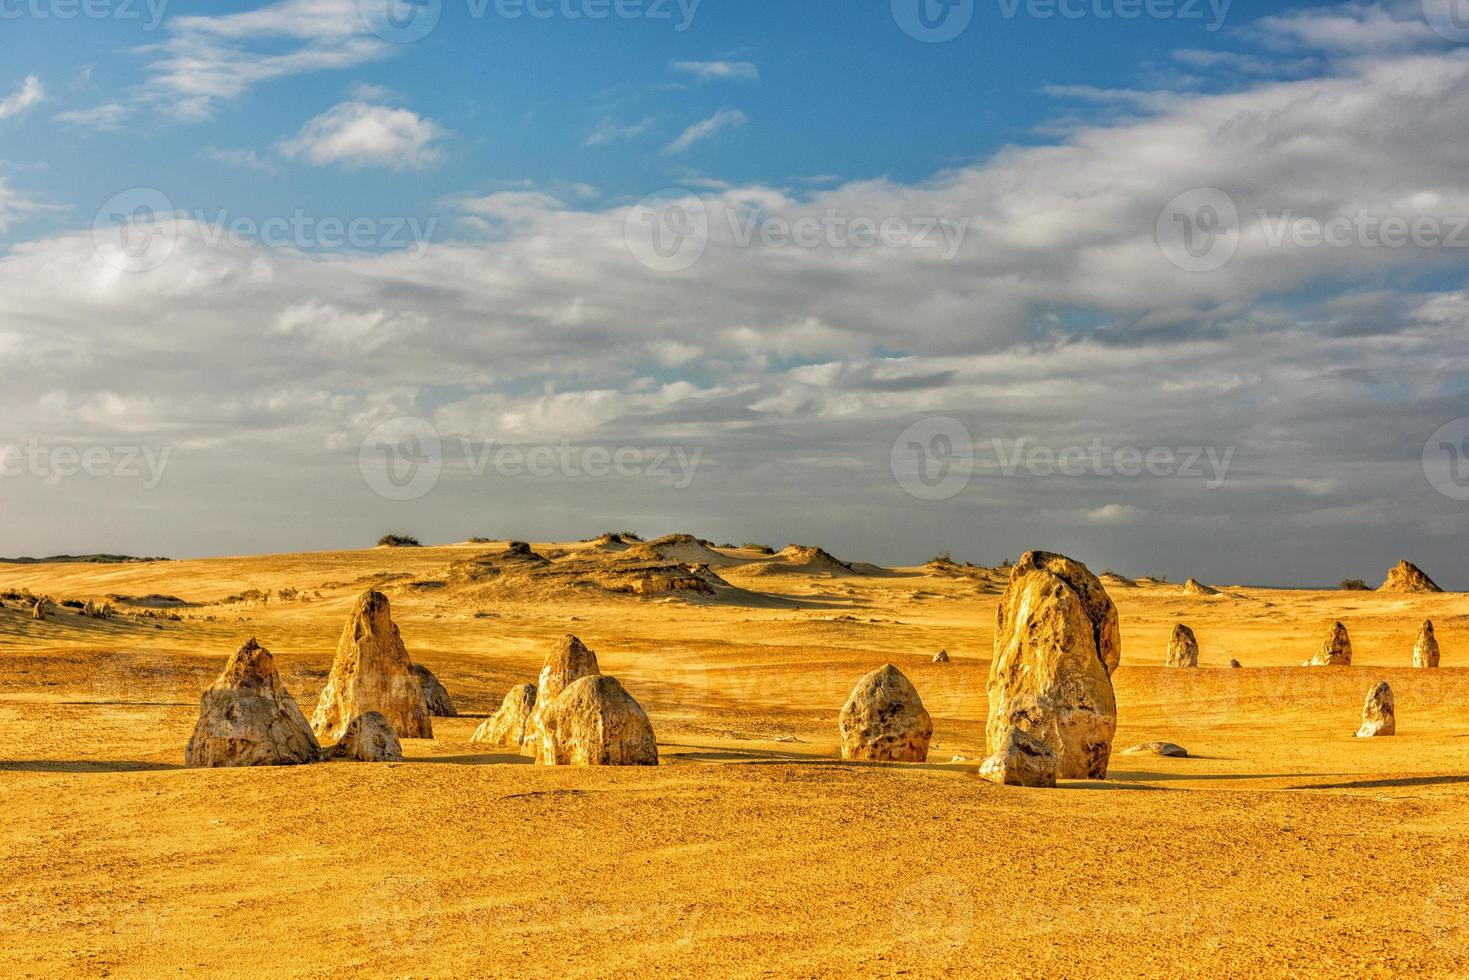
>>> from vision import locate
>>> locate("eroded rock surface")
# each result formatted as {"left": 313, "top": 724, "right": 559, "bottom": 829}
{"left": 1414, "top": 620, "right": 1440, "bottom": 668}
{"left": 1304, "top": 621, "right": 1353, "bottom": 667}
{"left": 838, "top": 664, "right": 932, "bottom": 763}
{"left": 327, "top": 711, "right": 403, "bottom": 762}
{"left": 979, "top": 727, "right": 1057, "bottom": 788}
{"left": 311, "top": 591, "right": 432, "bottom": 742}
{"left": 471, "top": 683, "right": 538, "bottom": 752}
{"left": 1166, "top": 624, "right": 1199, "bottom": 668}
{"left": 185, "top": 638, "right": 321, "bottom": 768}
{"left": 1356, "top": 682, "right": 1395, "bottom": 738}
{"left": 533, "top": 675, "right": 658, "bottom": 766}
{"left": 412, "top": 663, "right": 457, "bottom": 717}
{"left": 1381, "top": 560, "right": 1442, "bottom": 593}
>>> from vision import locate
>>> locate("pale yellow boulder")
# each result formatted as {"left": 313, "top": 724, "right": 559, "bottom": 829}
{"left": 527, "top": 634, "right": 600, "bottom": 747}
{"left": 838, "top": 664, "right": 932, "bottom": 763}
{"left": 1356, "top": 682, "right": 1395, "bottom": 737}
{"left": 327, "top": 711, "right": 403, "bottom": 762}
{"left": 1166, "top": 624, "right": 1199, "bottom": 668}
{"left": 311, "top": 591, "right": 432, "bottom": 742}
{"left": 470, "top": 683, "right": 538, "bottom": 752}
{"left": 1381, "top": 560, "right": 1442, "bottom": 593}
{"left": 987, "top": 550, "right": 1120, "bottom": 780}
{"left": 533, "top": 675, "right": 658, "bottom": 766}
{"left": 1414, "top": 620, "right": 1440, "bottom": 668}
{"left": 185, "top": 638, "right": 321, "bottom": 768}
{"left": 1304, "top": 621, "right": 1352, "bottom": 667}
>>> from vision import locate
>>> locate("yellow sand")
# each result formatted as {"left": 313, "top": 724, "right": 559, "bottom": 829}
{"left": 1, "top": 543, "right": 1466, "bottom": 977}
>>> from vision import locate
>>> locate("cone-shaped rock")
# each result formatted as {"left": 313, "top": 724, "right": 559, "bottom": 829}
{"left": 1380, "top": 560, "right": 1442, "bottom": 593}
{"left": 527, "top": 634, "right": 600, "bottom": 747}
{"left": 979, "top": 727, "right": 1057, "bottom": 788}
{"left": 1356, "top": 682, "right": 1395, "bottom": 737}
{"left": 933, "top": 649, "right": 950, "bottom": 664}
{"left": 311, "top": 591, "right": 432, "bottom": 742}
{"left": 533, "top": 675, "right": 658, "bottom": 766}
{"left": 1183, "top": 578, "right": 1219, "bottom": 596}
{"left": 470, "top": 683, "right": 538, "bottom": 751}
{"left": 411, "top": 663, "right": 457, "bottom": 717}
{"left": 185, "top": 638, "right": 321, "bottom": 768}
{"left": 327, "top": 711, "right": 404, "bottom": 762}
{"left": 1414, "top": 620, "right": 1440, "bottom": 668}
{"left": 988, "top": 551, "right": 1120, "bottom": 780}
{"left": 1166, "top": 624, "right": 1199, "bottom": 668}
{"left": 1304, "top": 621, "right": 1353, "bottom": 667}
{"left": 838, "top": 664, "right": 933, "bottom": 763}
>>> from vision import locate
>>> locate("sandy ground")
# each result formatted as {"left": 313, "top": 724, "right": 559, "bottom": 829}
{"left": 1, "top": 542, "right": 1467, "bottom": 977}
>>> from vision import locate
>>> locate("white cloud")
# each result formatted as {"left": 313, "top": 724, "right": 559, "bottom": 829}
{"left": 0, "top": 76, "right": 44, "bottom": 120}
{"left": 0, "top": 176, "right": 53, "bottom": 232}
{"left": 277, "top": 101, "right": 447, "bottom": 171}
{"left": 55, "top": 103, "right": 130, "bottom": 129}
{"left": 672, "top": 60, "right": 759, "bottom": 82}
{"left": 664, "top": 108, "right": 747, "bottom": 154}
{"left": 584, "top": 116, "right": 656, "bottom": 147}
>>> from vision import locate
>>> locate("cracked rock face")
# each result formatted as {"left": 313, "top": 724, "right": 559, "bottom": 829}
{"left": 980, "top": 726, "right": 1057, "bottom": 787}
{"left": 1304, "top": 621, "right": 1353, "bottom": 667}
{"left": 311, "top": 591, "right": 432, "bottom": 742}
{"left": 1380, "top": 560, "right": 1442, "bottom": 593}
{"left": 1356, "top": 682, "right": 1395, "bottom": 738}
{"left": 1414, "top": 620, "right": 1440, "bottom": 669}
{"left": 527, "top": 634, "right": 600, "bottom": 751}
{"left": 412, "top": 663, "right": 457, "bottom": 717}
{"left": 533, "top": 675, "right": 658, "bottom": 767}
{"left": 471, "top": 683, "right": 538, "bottom": 752}
{"left": 1166, "top": 624, "right": 1199, "bottom": 668}
{"left": 987, "top": 551, "right": 1120, "bottom": 780}
{"left": 838, "top": 664, "right": 933, "bottom": 763}
{"left": 185, "top": 638, "right": 321, "bottom": 768}
{"left": 327, "top": 711, "right": 403, "bottom": 762}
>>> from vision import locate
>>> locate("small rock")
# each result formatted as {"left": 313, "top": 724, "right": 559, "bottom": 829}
{"left": 979, "top": 727, "right": 1057, "bottom": 788}
{"left": 1356, "top": 682, "right": 1395, "bottom": 738}
{"left": 1229, "top": 659, "right": 1242, "bottom": 669}
{"left": 1414, "top": 620, "right": 1440, "bottom": 669}
{"left": 327, "top": 711, "right": 404, "bottom": 762}
{"left": 1304, "top": 621, "right": 1352, "bottom": 667}
{"left": 932, "top": 649, "right": 950, "bottom": 663}
{"left": 470, "top": 683, "right": 538, "bottom": 752}
{"left": 838, "top": 664, "right": 932, "bottom": 763}
{"left": 1166, "top": 624, "right": 1199, "bottom": 668}
{"left": 1122, "top": 742, "right": 1189, "bottom": 757}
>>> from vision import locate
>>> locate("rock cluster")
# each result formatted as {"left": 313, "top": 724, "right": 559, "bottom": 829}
{"left": 327, "top": 711, "right": 404, "bottom": 762}
{"left": 533, "top": 675, "right": 658, "bottom": 766}
{"left": 1304, "top": 621, "right": 1353, "bottom": 667}
{"left": 1356, "top": 682, "right": 1395, "bottom": 737}
{"left": 838, "top": 664, "right": 932, "bottom": 763}
{"left": 986, "top": 551, "right": 1120, "bottom": 780}
{"left": 1380, "top": 560, "right": 1442, "bottom": 593}
{"left": 412, "top": 663, "right": 457, "bottom": 717}
{"left": 185, "top": 638, "right": 321, "bottom": 768}
{"left": 311, "top": 591, "right": 432, "bottom": 742}
{"left": 1414, "top": 620, "right": 1440, "bottom": 668}
{"left": 471, "top": 683, "right": 538, "bottom": 751}
{"left": 1166, "top": 624, "right": 1199, "bottom": 668}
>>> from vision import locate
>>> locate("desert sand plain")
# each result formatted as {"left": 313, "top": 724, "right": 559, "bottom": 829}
{"left": 1, "top": 535, "right": 1467, "bottom": 977}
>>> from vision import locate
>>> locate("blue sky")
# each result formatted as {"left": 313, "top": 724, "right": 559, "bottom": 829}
{"left": 2, "top": 0, "right": 1469, "bottom": 588}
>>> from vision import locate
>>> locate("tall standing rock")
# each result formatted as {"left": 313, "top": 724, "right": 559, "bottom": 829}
{"left": 471, "top": 683, "right": 538, "bottom": 752}
{"left": 411, "top": 663, "right": 457, "bottom": 717}
{"left": 1356, "top": 682, "right": 1395, "bottom": 737}
{"left": 838, "top": 664, "right": 933, "bottom": 763}
{"left": 1304, "top": 621, "right": 1353, "bottom": 667}
{"left": 1380, "top": 560, "right": 1442, "bottom": 593}
{"left": 987, "top": 551, "right": 1120, "bottom": 780}
{"left": 185, "top": 638, "right": 321, "bottom": 767}
{"left": 1166, "top": 624, "right": 1199, "bottom": 668}
{"left": 1414, "top": 620, "right": 1440, "bottom": 668}
{"left": 527, "top": 634, "right": 600, "bottom": 748}
{"left": 311, "top": 591, "right": 432, "bottom": 742}
{"left": 534, "top": 675, "right": 658, "bottom": 766}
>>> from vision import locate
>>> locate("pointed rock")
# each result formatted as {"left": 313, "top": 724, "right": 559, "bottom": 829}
{"left": 471, "top": 683, "right": 538, "bottom": 752}
{"left": 838, "top": 664, "right": 933, "bottom": 763}
{"left": 1380, "top": 560, "right": 1442, "bottom": 593}
{"left": 411, "top": 663, "right": 457, "bottom": 717}
{"left": 527, "top": 634, "right": 600, "bottom": 747}
{"left": 932, "top": 649, "right": 950, "bottom": 664}
{"left": 185, "top": 638, "right": 321, "bottom": 768}
{"left": 311, "top": 591, "right": 432, "bottom": 742}
{"left": 1304, "top": 621, "right": 1353, "bottom": 667}
{"left": 1356, "top": 682, "right": 1395, "bottom": 737}
{"left": 1183, "top": 578, "right": 1219, "bottom": 596}
{"left": 533, "top": 675, "right": 658, "bottom": 766}
{"left": 988, "top": 551, "right": 1120, "bottom": 779}
{"left": 979, "top": 727, "right": 1057, "bottom": 787}
{"left": 327, "top": 711, "right": 403, "bottom": 761}
{"left": 1414, "top": 620, "right": 1440, "bottom": 669}
{"left": 1229, "top": 659, "right": 1243, "bottom": 669}
{"left": 1166, "top": 624, "right": 1199, "bottom": 668}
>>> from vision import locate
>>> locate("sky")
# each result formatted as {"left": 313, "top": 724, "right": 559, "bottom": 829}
{"left": 1, "top": 0, "right": 1468, "bottom": 587}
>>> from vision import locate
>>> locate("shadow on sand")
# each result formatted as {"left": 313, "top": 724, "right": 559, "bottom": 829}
{"left": 0, "top": 759, "right": 183, "bottom": 773}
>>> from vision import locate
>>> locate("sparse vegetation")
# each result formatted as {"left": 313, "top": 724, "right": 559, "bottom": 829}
{"left": 742, "top": 542, "right": 775, "bottom": 554}
{"left": 467, "top": 537, "right": 495, "bottom": 544}
{"left": 377, "top": 534, "right": 422, "bottom": 548}
{"left": 929, "top": 550, "right": 954, "bottom": 565}
{"left": 1339, "top": 579, "right": 1371, "bottom": 591}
